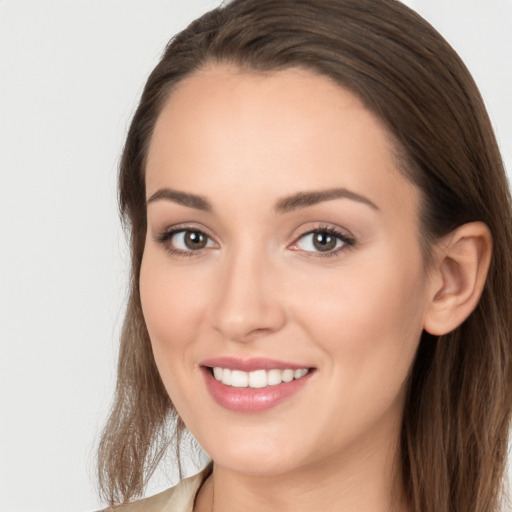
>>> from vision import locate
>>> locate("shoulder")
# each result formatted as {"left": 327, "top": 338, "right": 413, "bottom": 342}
{"left": 102, "top": 486, "right": 175, "bottom": 512}
{"left": 101, "top": 463, "right": 213, "bottom": 512}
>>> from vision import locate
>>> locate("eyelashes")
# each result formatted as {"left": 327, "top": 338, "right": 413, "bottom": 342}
{"left": 158, "top": 229, "right": 216, "bottom": 252}
{"left": 154, "top": 224, "right": 355, "bottom": 259}
{"left": 288, "top": 226, "right": 355, "bottom": 256}
{"left": 154, "top": 227, "right": 216, "bottom": 258}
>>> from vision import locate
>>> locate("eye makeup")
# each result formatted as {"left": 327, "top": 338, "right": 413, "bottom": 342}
{"left": 153, "top": 222, "right": 356, "bottom": 259}
{"left": 153, "top": 224, "right": 218, "bottom": 258}
{"left": 289, "top": 224, "right": 356, "bottom": 259}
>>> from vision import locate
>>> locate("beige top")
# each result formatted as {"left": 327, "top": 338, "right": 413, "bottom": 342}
{"left": 107, "top": 464, "right": 212, "bottom": 512}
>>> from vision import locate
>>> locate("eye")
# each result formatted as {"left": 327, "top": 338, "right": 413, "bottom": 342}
{"left": 156, "top": 228, "right": 216, "bottom": 254}
{"left": 291, "top": 227, "right": 354, "bottom": 256}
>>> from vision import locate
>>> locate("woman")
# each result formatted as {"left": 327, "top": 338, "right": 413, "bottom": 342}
{"left": 98, "top": 0, "right": 512, "bottom": 511}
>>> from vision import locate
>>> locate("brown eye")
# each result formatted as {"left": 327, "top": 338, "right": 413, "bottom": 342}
{"left": 164, "top": 229, "right": 215, "bottom": 252}
{"left": 184, "top": 231, "right": 208, "bottom": 250}
{"left": 312, "top": 232, "right": 338, "bottom": 252}
{"left": 292, "top": 227, "right": 354, "bottom": 256}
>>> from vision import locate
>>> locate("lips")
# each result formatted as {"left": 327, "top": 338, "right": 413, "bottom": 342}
{"left": 201, "top": 357, "right": 314, "bottom": 413}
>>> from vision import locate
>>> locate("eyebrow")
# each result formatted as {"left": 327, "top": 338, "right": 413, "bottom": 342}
{"left": 146, "top": 186, "right": 379, "bottom": 213}
{"left": 274, "top": 188, "right": 379, "bottom": 213}
{"left": 147, "top": 188, "right": 212, "bottom": 211}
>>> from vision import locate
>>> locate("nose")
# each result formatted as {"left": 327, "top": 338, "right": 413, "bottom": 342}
{"left": 208, "top": 247, "right": 287, "bottom": 343}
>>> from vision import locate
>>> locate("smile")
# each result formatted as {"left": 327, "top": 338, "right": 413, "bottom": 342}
{"left": 211, "top": 367, "right": 310, "bottom": 388}
{"left": 201, "top": 359, "right": 315, "bottom": 413}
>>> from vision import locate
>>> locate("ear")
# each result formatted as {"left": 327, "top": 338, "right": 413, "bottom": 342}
{"left": 423, "top": 222, "right": 492, "bottom": 336}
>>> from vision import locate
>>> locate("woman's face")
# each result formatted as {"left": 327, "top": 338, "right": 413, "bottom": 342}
{"left": 140, "top": 65, "right": 433, "bottom": 476}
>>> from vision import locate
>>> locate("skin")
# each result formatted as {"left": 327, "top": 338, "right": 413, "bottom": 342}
{"left": 140, "top": 65, "right": 438, "bottom": 512}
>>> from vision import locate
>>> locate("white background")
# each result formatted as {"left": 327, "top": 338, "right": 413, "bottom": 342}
{"left": 1, "top": 1, "right": 511, "bottom": 511}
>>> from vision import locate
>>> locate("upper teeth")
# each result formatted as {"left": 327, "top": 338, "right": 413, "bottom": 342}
{"left": 212, "top": 367, "right": 309, "bottom": 388}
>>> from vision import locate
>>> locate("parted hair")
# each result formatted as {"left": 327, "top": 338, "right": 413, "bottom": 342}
{"left": 97, "top": 1, "right": 512, "bottom": 511}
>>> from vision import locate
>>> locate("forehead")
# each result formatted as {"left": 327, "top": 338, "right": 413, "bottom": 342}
{"left": 145, "top": 65, "right": 417, "bottom": 218}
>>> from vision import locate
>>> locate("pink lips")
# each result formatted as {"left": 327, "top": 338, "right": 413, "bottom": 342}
{"left": 201, "top": 357, "right": 314, "bottom": 413}
{"left": 201, "top": 356, "right": 310, "bottom": 372}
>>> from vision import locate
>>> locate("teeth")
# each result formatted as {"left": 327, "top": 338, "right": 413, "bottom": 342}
{"left": 294, "top": 369, "right": 308, "bottom": 379}
{"left": 231, "top": 370, "right": 248, "bottom": 387}
{"left": 282, "top": 369, "right": 294, "bottom": 382}
{"left": 248, "top": 369, "right": 267, "bottom": 388}
{"left": 267, "top": 369, "right": 282, "bottom": 386}
{"left": 212, "top": 367, "right": 310, "bottom": 388}
{"left": 222, "top": 368, "right": 232, "bottom": 385}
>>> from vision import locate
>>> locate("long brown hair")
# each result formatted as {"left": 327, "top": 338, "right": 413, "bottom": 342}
{"left": 97, "top": 1, "right": 512, "bottom": 510}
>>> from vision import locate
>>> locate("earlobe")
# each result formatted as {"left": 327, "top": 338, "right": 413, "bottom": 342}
{"left": 423, "top": 222, "right": 492, "bottom": 336}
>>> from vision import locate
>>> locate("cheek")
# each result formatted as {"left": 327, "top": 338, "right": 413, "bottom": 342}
{"left": 290, "top": 249, "right": 428, "bottom": 392}
{"left": 139, "top": 248, "right": 218, "bottom": 423}
{"left": 139, "top": 248, "right": 209, "bottom": 371}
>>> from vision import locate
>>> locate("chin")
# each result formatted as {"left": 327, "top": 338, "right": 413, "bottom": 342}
{"left": 200, "top": 428, "right": 324, "bottom": 477}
